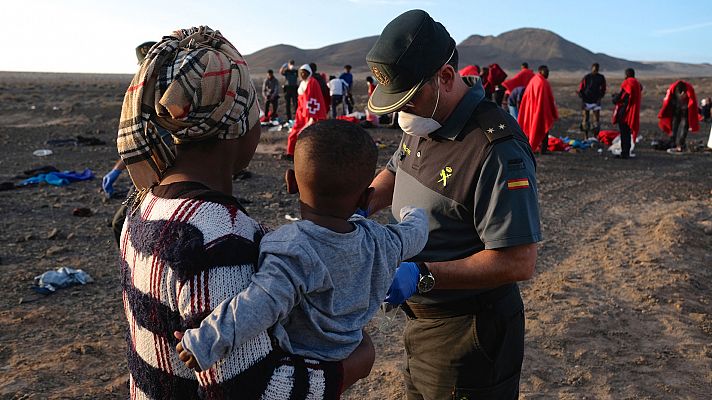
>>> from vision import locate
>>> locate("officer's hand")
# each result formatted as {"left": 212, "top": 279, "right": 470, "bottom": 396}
{"left": 384, "top": 262, "right": 419, "bottom": 305}
{"left": 102, "top": 169, "right": 122, "bottom": 198}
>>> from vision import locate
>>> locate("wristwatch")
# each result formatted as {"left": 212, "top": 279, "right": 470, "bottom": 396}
{"left": 416, "top": 262, "right": 435, "bottom": 293}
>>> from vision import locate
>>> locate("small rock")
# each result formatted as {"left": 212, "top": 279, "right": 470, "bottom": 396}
{"left": 99, "top": 374, "right": 110, "bottom": 382}
{"left": 47, "top": 228, "right": 60, "bottom": 240}
{"left": 703, "top": 227, "right": 712, "bottom": 235}
{"left": 269, "top": 203, "right": 280, "bottom": 209}
{"left": 67, "top": 232, "right": 75, "bottom": 240}
{"left": 45, "top": 245, "right": 65, "bottom": 256}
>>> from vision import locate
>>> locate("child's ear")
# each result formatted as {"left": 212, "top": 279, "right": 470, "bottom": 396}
{"left": 357, "top": 186, "right": 375, "bottom": 211}
{"left": 285, "top": 169, "right": 299, "bottom": 194}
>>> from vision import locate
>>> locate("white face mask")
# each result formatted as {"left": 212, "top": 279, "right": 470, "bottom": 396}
{"left": 398, "top": 79, "right": 441, "bottom": 138}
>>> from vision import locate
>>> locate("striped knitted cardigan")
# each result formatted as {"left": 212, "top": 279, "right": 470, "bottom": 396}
{"left": 120, "top": 185, "right": 281, "bottom": 399}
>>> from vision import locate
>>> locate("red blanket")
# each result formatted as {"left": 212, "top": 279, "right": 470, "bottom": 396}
{"left": 614, "top": 77, "right": 642, "bottom": 140}
{"left": 598, "top": 129, "right": 619, "bottom": 146}
{"left": 336, "top": 115, "right": 360, "bottom": 124}
{"left": 517, "top": 74, "right": 559, "bottom": 152}
{"left": 657, "top": 80, "right": 699, "bottom": 135}
{"left": 459, "top": 65, "right": 480, "bottom": 76}
{"left": 291, "top": 77, "right": 327, "bottom": 135}
{"left": 487, "top": 64, "right": 507, "bottom": 86}
{"left": 502, "top": 69, "right": 535, "bottom": 93}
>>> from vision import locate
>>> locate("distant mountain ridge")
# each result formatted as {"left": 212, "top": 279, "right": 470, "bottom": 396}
{"left": 244, "top": 28, "right": 712, "bottom": 77}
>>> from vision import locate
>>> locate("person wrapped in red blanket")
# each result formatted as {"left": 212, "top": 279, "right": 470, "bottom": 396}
{"left": 611, "top": 68, "right": 642, "bottom": 158}
{"left": 502, "top": 63, "right": 535, "bottom": 94}
{"left": 658, "top": 80, "right": 699, "bottom": 153}
{"left": 518, "top": 65, "right": 558, "bottom": 153}
{"left": 284, "top": 64, "right": 327, "bottom": 159}
{"left": 484, "top": 63, "right": 507, "bottom": 105}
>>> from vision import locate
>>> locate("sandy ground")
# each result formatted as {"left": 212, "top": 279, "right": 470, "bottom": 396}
{"left": 0, "top": 71, "right": 711, "bottom": 399}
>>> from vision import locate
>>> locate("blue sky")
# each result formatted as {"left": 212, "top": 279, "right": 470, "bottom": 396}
{"left": 1, "top": 0, "right": 709, "bottom": 73}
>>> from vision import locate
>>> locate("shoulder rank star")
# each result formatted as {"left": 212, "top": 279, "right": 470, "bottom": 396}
{"left": 499, "top": 123, "right": 506, "bottom": 130}
{"left": 438, "top": 166, "right": 453, "bottom": 187}
{"left": 486, "top": 128, "right": 495, "bottom": 134}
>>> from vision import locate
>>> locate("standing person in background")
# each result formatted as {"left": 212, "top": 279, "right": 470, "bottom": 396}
{"left": 612, "top": 68, "right": 642, "bottom": 159}
{"left": 658, "top": 80, "right": 699, "bottom": 153}
{"left": 518, "top": 65, "right": 559, "bottom": 154}
{"left": 507, "top": 85, "right": 526, "bottom": 119}
{"left": 480, "top": 66, "right": 490, "bottom": 98}
{"left": 280, "top": 59, "right": 299, "bottom": 121}
{"left": 340, "top": 64, "right": 354, "bottom": 114}
{"left": 487, "top": 63, "right": 508, "bottom": 107}
{"left": 310, "top": 62, "right": 331, "bottom": 116}
{"left": 700, "top": 97, "right": 712, "bottom": 122}
{"left": 327, "top": 74, "right": 349, "bottom": 118}
{"left": 364, "top": 76, "right": 379, "bottom": 127}
{"left": 502, "top": 62, "right": 535, "bottom": 117}
{"left": 284, "top": 64, "right": 327, "bottom": 160}
{"left": 577, "top": 63, "right": 607, "bottom": 139}
{"left": 262, "top": 69, "right": 280, "bottom": 120}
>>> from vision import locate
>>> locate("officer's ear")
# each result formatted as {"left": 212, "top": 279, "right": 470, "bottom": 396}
{"left": 439, "top": 64, "right": 456, "bottom": 92}
{"left": 285, "top": 169, "right": 299, "bottom": 194}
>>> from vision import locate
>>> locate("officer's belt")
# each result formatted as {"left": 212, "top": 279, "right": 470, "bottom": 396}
{"left": 402, "top": 284, "right": 516, "bottom": 319}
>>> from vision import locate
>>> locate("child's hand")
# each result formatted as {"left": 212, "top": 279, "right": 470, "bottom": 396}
{"left": 174, "top": 331, "right": 202, "bottom": 372}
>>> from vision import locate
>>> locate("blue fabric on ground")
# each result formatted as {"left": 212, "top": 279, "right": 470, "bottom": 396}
{"left": 20, "top": 168, "right": 94, "bottom": 187}
{"left": 33, "top": 267, "right": 94, "bottom": 294}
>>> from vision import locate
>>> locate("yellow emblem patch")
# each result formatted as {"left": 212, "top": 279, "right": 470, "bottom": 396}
{"left": 371, "top": 66, "right": 391, "bottom": 86}
{"left": 402, "top": 142, "right": 411, "bottom": 156}
{"left": 437, "top": 166, "right": 453, "bottom": 187}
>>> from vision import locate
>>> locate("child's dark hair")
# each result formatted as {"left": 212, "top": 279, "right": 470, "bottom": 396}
{"left": 295, "top": 120, "right": 378, "bottom": 197}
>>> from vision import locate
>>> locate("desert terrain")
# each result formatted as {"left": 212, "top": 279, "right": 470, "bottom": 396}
{"left": 0, "top": 70, "right": 711, "bottom": 399}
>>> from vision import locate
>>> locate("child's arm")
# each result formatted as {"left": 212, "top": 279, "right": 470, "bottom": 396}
{"left": 384, "top": 206, "right": 430, "bottom": 261}
{"left": 178, "top": 251, "right": 309, "bottom": 371}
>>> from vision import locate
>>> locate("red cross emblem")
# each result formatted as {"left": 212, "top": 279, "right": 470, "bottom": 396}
{"left": 307, "top": 98, "right": 321, "bottom": 114}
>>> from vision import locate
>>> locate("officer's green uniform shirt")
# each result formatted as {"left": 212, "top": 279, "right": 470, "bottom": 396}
{"left": 387, "top": 82, "right": 542, "bottom": 305}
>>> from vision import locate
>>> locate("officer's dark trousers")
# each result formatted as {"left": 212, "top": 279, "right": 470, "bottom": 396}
{"left": 403, "top": 285, "right": 525, "bottom": 400}
{"left": 619, "top": 122, "right": 632, "bottom": 158}
{"left": 671, "top": 108, "right": 689, "bottom": 149}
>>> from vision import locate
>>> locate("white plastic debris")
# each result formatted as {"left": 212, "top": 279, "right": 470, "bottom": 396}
{"left": 284, "top": 214, "right": 300, "bottom": 221}
{"left": 32, "top": 149, "right": 53, "bottom": 157}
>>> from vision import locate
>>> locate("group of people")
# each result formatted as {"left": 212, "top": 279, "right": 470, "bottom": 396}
{"left": 112, "top": 11, "right": 542, "bottom": 400}
{"left": 107, "top": 8, "right": 709, "bottom": 400}
{"left": 262, "top": 61, "right": 375, "bottom": 160}
{"left": 457, "top": 60, "right": 644, "bottom": 158}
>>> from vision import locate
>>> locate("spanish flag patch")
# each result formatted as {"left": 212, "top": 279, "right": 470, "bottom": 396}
{"left": 507, "top": 178, "right": 529, "bottom": 190}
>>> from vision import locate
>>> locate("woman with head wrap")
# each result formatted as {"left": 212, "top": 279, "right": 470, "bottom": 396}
{"left": 117, "top": 26, "right": 371, "bottom": 399}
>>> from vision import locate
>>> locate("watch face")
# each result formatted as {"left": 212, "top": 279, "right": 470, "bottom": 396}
{"left": 418, "top": 274, "right": 435, "bottom": 293}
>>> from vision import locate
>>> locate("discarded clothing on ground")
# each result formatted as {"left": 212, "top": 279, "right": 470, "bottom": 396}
{"left": 20, "top": 168, "right": 94, "bottom": 187}
{"left": 33, "top": 267, "right": 94, "bottom": 294}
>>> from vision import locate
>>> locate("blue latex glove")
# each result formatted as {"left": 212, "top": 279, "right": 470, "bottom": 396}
{"left": 102, "top": 169, "right": 122, "bottom": 197}
{"left": 384, "top": 262, "right": 419, "bottom": 305}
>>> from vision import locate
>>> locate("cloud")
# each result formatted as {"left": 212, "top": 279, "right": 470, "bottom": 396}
{"left": 653, "top": 21, "right": 712, "bottom": 36}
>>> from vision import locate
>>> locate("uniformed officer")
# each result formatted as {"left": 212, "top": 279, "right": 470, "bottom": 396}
{"left": 365, "top": 10, "right": 542, "bottom": 400}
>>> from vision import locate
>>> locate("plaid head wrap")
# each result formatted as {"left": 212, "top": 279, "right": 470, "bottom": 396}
{"left": 117, "top": 26, "right": 259, "bottom": 190}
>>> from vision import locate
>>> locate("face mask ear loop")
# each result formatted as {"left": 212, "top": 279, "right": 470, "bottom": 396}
{"left": 430, "top": 78, "right": 441, "bottom": 119}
